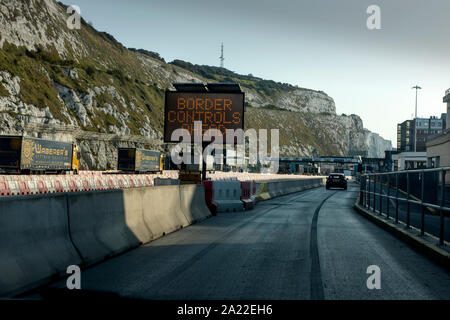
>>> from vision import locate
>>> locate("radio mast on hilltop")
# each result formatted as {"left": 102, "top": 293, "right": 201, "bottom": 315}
{"left": 220, "top": 43, "right": 224, "bottom": 68}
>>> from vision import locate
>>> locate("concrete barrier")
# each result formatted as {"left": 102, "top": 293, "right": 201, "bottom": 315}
{"left": 121, "top": 188, "right": 153, "bottom": 244}
{"left": 256, "top": 178, "right": 325, "bottom": 201}
{"left": 142, "top": 185, "right": 189, "bottom": 239}
{"left": 240, "top": 181, "right": 256, "bottom": 210}
{"left": 212, "top": 180, "right": 244, "bottom": 213}
{"left": 67, "top": 190, "right": 142, "bottom": 265}
{"left": 179, "top": 184, "right": 212, "bottom": 223}
{"left": 267, "top": 180, "right": 285, "bottom": 197}
{"left": 0, "top": 195, "right": 82, "bottom": 297}
{"left": 67, "top": 185, "right": 200, "bottom": 266}
{"left": 255, "top": 182, "right": 271, "bottom": 201}
{"left": 202, "top": 181, "right": 217, "bottom": 215}
{"left": 0, "top": 181, "right": 11, "bottom": 196}
{"left": 0, "top": 183, "right": 216, "bottom": 297}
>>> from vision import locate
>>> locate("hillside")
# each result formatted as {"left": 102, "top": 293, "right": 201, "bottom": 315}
{"left": 0, "top": 0, "right": 391, "bottom": 169}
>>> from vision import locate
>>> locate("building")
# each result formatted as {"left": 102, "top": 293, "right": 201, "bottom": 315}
{"left": 359, "top": 157, "right": 386, "bottom": 173}
{"left": 278, "top": 156, "right": 358, "bottom": 175}
{"left": 384, "top": 149, "right": 399, "bottom": 171}
{"left": 426, "top": 89, "right": 450, "bottom": 175}
{"left": 397, "top": 114, "right": 446, "bottom": 152}
{"left": 396, "top": 152, "right": 427, "bottom": 170}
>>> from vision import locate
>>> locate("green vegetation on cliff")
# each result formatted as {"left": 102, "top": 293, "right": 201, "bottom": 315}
{"left": 170, "top": 59, "right": 296, "bottom": 98}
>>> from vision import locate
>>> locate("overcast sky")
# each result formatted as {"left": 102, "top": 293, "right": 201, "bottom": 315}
{"left": 68, "top": 0, "right": 450, "bottom": 144}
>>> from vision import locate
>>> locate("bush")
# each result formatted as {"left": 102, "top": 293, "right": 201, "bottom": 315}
{"left": 85, "top": 65, "right": 95, "bottom": 77}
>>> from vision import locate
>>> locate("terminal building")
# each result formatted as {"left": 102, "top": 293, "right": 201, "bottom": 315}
{"left": 426, "top": 89, "right": 450, "bottom": 173}
{"left": 397, "top": 114, "right": 446, "bottom": 152}
{"left": 393, "top": 103, "right": 447, "bottom": 170}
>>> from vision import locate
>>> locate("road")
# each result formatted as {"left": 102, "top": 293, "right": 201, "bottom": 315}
{"left": 43, "top": 183, "right": 450, "bottom": 300}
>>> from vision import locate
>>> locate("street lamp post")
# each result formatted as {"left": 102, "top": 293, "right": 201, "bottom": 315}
{"left": 412, "top": 85, "right": 422, "bottom": 152}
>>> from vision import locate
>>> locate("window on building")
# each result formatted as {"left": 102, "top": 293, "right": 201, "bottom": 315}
{"left": 424, "top": 129, "right": 428, "bottom": 134}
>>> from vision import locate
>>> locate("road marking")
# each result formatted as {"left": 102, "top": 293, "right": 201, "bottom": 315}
{"left": 310, "top": 191, "right": 338, "bottom": 300}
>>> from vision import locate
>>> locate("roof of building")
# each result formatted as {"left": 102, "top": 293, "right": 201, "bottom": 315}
{"left": 444, "top": 88, "right": 450, "bottom": 103}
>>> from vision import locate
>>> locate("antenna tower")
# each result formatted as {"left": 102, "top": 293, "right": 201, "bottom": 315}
{"left": 220, "top": 43, "right": 224, "bottom": 68}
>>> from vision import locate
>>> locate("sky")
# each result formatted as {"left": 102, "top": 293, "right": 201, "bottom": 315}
{"left": 68, "top": 0, "right": 450, "bottom": 144}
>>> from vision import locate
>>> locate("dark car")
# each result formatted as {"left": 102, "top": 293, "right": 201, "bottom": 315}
{"left": 326, "top": 173, "right": 347, "bottom": 190}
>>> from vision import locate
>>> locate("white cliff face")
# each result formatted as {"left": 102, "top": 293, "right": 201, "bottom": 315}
{"left": 0, "top": 0, "right": 87, "bottom": 57}
{"left": 0, "top": 71, "right": 65, "bottom": 132}
{"left": 274, "top": 89, "right": 336, "bottom": 113}
{"left": 241, "top": 87, "right": 336, "bottom": 114}
{"left": 53, "top": 81, "right": 92, "bottom": 127}
{"left": 364, "top": 129, "right": 392, "bottom": 158}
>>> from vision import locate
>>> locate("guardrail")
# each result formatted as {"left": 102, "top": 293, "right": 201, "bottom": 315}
{"left": 359, "top": 167, "right": 450, "bottom": 245}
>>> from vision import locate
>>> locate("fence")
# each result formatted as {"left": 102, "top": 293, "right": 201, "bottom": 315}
{"left": 359, "top": 167, "right": 450, "bottom": 245}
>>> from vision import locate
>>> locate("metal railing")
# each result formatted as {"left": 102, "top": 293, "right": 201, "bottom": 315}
{"left": 359, "top": 167, "right": 450, "bottom": 245}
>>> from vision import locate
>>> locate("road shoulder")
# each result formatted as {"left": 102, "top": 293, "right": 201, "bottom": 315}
{"left": 354, "top": 196, "right": 450, "bottom": 270}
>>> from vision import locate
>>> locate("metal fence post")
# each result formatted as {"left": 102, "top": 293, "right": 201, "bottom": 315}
{"left": 406, "top": 171, "right": 410, "bottom": 228}
{"left": 379, "top": 174, "right": 383, "bottom": 215}
{"left": 439, "top": 170, "right": 446, "bottom": 246}
{"left": 395, "top": 173, "right": 399, "bottom": 224}
{"left": 421, "top": 171, "right": 425, "bottom": 236}
{"left": 386, "top": 174, "right": 390, "bottom": 219}
{"left": 360, "top": 175, "right": 364, "bottom": 206}
{"left": 366, "top": 175, "right": 369, "bottom": 208}
{"left": 373, "top": 175, "right": 376, "bottom": 213}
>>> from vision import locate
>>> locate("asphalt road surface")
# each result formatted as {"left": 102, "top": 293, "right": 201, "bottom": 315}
{"left": 45, "top": 182, "right": 450, "bottom": 300}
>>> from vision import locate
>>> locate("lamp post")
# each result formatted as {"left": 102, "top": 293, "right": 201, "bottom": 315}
{"left": 412, "top": 85, "right": 422, "bottom": 152}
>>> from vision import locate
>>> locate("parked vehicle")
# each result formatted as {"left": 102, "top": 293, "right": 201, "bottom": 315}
{"left": 0, "top": 135, "right": 80, "bottom": 174}
{"left": 117, "top": 148, "right": 162, "bottom": 173}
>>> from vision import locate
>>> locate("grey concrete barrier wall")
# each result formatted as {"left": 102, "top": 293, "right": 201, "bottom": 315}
{"left": 141, "top": 185, "right": 188, "bottom": 239}
{"left": 0, "top": 195, "right": 82, "bottom": 297}
{"left": 179, "top": 184, "right": 212, "bottom": 224}
{"left": 0, "top": 179, "right": 323, "bottom": 297}
{"left": 256, "top": 178, "right": 325, "bottom": 201}
{"left": 0, "top": 183, "right": 213, "bottom": 297}
{"left": 69, "top": 185, "right": 195, "bottom": 266}
{"left": 122, "top": 188, "right": 154, "bottom": 244}
{"left": 68, "top": 190, "right": 143, "bottom": 266}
